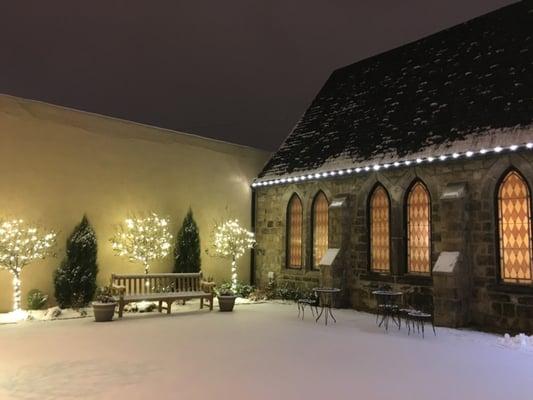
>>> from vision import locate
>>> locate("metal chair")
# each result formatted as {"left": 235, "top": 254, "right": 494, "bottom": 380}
{"left": 297, "top": 295, "right": 319, "bottom": 320}
{"left": 407, "top": 311, "right": 436, "bottom": 338}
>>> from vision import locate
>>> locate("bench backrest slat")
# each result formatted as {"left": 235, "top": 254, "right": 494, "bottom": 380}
{"left": 111, "top": 272, "right": 203, "bottom": 296}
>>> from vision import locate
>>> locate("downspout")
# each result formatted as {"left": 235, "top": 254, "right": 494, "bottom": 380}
{"left": 250, "top": 188, "right": 257, "bottom": 285}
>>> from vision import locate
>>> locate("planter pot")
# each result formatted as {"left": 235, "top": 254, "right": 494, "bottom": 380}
{"left": 218, "top": 295, "right": 237, "bottom": 312}
{"left": 93, "top": 302, "right": 117, "bottom": 322}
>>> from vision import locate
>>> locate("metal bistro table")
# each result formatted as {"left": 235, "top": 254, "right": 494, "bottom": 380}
{"left": 313, "top": 287, "right": 341, "bottom": 325}
{"left": 372, "top": 290, "right": 403, "bottom": 331}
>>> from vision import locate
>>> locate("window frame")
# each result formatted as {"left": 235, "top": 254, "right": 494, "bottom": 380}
{"left": 495, "top": 168, "right": 533, "bottom": 285}
{"left": 405, "top": 179, "right": 432, "bottom": 275}
{"left": 368, "top": 183, "right": 392, "bottom": 274}
{"left": 311, "top": 190, "right": 329, "bottom": 270}
{"left": 286, "top": 193, "right": 304, "bottom": 269}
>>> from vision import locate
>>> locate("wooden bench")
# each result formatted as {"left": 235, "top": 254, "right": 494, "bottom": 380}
{"left": 110, "top": 272, "right": 215, "bottom": 318}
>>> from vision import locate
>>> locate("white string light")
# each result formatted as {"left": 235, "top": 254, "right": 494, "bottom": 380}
{"left": 110, "top": 212, "right": 172, "bottom": 276}
{"left": 252, "top": 143, "right": 533, "bottom": 188}
{"left": 211, "top": 219, "right": 256, "bottom": 291}
{"left": 0, "top": 219, "right": 56, "bottom": 314}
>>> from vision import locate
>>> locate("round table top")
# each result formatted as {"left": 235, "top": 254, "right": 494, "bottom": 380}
{"left": 371, "top": 290, "right": 403, "bottom": 296}
{"left": 408, "top": 311, "right": 431, "bottom": 317}
{"left": 313, "top": 287, "right": 341, "bottom": 293}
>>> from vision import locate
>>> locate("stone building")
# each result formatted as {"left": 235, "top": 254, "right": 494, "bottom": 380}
{"left": 252, "top": 0, "right": 533, "bottom": 333}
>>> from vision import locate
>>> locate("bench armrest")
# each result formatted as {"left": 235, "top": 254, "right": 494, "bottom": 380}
{"left": 111, "top": 284, "right": 126, "bottom": 297}
{"left": 200, "top": 281, "right": 216, "bottom": 293}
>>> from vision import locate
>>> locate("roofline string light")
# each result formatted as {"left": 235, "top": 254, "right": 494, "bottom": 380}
{"left": 251, "top": 142, "right": 533, "bottom": 188}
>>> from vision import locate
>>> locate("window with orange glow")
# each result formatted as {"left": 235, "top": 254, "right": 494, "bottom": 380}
{"left": 407, "top": 182, "right": 431, "bottom": 274}
{"left": 287, "top": 194, "right": 303, "bottom": 268}
{"left": 370, "top": 185, "right": 390, "bottom": 272}
{"left": 312, "top": 191, "right": 329, "bottom": 268}
{"left": 498, "top": 170, "right": 533, "bottom": 283}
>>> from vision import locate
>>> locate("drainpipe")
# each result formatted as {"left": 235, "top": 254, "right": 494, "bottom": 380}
{"left": 250, "top": 188, "right": 257, "bottom": 285}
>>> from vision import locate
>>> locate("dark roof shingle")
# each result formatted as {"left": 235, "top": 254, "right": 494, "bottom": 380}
{"left": 259, "top": 0, "right": 533, "bottom": 179}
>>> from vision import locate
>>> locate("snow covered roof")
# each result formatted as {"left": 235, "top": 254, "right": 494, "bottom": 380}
{"left": 256, "top": 0, "right": 533, "bottom": 184}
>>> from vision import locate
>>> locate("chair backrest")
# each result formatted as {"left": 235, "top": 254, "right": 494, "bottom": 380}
{"left": 111, "top": 272, "right": 203, "bottom": 296}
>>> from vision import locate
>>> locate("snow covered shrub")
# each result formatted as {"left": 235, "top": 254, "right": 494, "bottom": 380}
{"left": 273, "top": 281, "right": 314, "bottom": 301}
{"left": 27, "top": 289, "right": 48, "bottom": 310}
{"left": 216, "top": 281, "right": 254, "bottom": 298}
{"left": 216, "top": 282, "right": 234, "bottom": 296}
{"left": 94, "top": 286, "right": 115, "bottom": 303}
{"left": 174, "top": 209, "right": 201, "bottom": 273}
{"left": 234, "top": 282, "right": 254, "bottom": 298}
{"left": 54, "top": 215, "right": 98, "bottom": 308}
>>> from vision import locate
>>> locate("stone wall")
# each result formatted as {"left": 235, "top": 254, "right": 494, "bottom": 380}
{"left": 255, "top": 151, "right": 533, "bottom": 334}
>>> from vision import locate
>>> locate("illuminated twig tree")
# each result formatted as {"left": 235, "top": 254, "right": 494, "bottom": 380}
{"left": 211, "top": 219, "right": 256, "bottom": 291}
{"left": 110, "top": 213, "right": 172, "bottom": 275}
{"left": 0, "top": 219, "right": 56, "bottom": 312}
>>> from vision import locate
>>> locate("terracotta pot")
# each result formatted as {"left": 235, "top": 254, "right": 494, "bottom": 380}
{"left": 218, "top": 295, "right": 237, "bottom": 312}
{"left": 93, "top": 302, "right": 117, "bottom": 322}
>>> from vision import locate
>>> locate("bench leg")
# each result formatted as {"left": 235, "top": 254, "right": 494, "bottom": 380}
{"left": 200, "top": 298, "right": 204, "bottom": 309}
{"left": 158, "top": 301, "right": 163, "bottom": 313}
{"left": 166, "top": 301, "right": 172, "bottom": 314}
{"left": 209, "top": 295, "right": 214, "bottom": 311}
{"left": 118, "top": 301, "right": 125, "bottom": 318}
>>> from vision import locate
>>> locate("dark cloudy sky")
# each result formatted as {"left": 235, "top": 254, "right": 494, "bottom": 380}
{"left": 0, "top": 0, "right": 516, "bottom": 151}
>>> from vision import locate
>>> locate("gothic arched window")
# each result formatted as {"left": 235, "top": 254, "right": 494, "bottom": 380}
{"left": 312, "top": 191, "right": 329, "bottom": 268}
{"left": 287, "top": 194, "right": 303, "bottom": 268}
{"left": 370, "top": 185, "right": 390, "bottom": 273}
{"left": 497, "top": 170, "right": 533, "bottom": 283}
{"left": 406, "top": 181, "right": 431, "bottom": 274}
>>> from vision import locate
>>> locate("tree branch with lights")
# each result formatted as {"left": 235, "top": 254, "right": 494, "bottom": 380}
{"left": 210, "top": 219, "right": 256, "bottom": 292}
{"left": 110, "top": 213, "right": 173, "bottom": 275}
{"left": 0, "top": 219, "right": 56, "bottom": 313}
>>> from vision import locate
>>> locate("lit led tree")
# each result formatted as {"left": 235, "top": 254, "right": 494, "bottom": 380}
{"left": 110, "top": 213, "right": 172, "bottom": 275}
{"left": 211, "top": 219, "right": 256, "bottom": 291}
{"left": 0, "top": 219, "right": 56, "bottom": 312}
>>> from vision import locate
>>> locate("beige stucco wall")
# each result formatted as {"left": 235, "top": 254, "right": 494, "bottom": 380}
{"left": 0, "top": 94, "right": 269, "bottom": 312}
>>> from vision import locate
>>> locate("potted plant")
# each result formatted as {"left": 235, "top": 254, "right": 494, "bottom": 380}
{"left": 92, "top": 286, "right": 117, "bottom": 322}
{"left": 217, "top": 283, "right": 238, "bottom": 312}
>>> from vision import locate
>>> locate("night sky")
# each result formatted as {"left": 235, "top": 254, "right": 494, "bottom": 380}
{"left": 0, "top": 0, "right": 516, "bottom": 151}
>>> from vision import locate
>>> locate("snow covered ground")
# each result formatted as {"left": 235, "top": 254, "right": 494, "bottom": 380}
{"left": 0, "top": 301, "right": 532, "bottom": 400}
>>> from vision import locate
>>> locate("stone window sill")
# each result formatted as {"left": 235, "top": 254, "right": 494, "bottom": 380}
{"left": 283, "top": 268, "right": 320, "bottom": 277}
{"left": 487, "top": 283, "right": 533, "bottom": 295}
{"left": 359, "top": 272, "right": 395, "bottom": 283}
{"left": 396, "top": 274, "right": 433, "bottom": 286}
{"left": 359, "top": 272, "right": 432, "bottom": 286}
